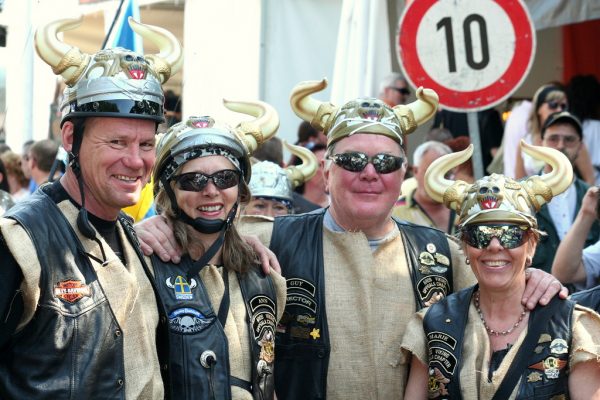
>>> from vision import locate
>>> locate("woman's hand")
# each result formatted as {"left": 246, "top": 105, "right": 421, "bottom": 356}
{"left": 135, "top": 216, "right": 182, "bottom": 263}
{"left": 522, "top": 268, "right": 569, "bottom": 310}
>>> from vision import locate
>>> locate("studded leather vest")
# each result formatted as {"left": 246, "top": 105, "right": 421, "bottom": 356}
{"left": 269, "top": 209, "right": 453, "bottom": 399}
{"left": 423, "top": 286, "right": 574, "bottom": 399}
{"left": 152, "top": 255, "right": 278, "bottom": 400}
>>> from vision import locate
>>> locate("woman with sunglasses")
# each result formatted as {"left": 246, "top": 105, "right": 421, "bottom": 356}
{"left": 402, "top": 140, "right": 600, "bottom": 399}
{"left": 514, "top": 84, "right": 595, "bottom": 184}
{"left": 151, "top": 102, "right": 286, "bottom": 400}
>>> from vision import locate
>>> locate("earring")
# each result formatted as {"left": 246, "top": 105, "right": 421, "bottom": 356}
{"left": 465, "top": 257, "right": 470, "bottom": 265}
{"left": 526, "top": 257, "right": 532, "bottom": 267}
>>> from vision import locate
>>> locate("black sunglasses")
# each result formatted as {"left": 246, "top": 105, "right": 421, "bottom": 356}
{"left": 546, "top": 100, "right": 568, "bottom": 111}
{"left": 390, "top": 86, "right": 410, "bottom": 96}
{"left": 461, "top": 224, "right": 530, "bottom": 250}
{"left": 174, "top": 169, "right": 240, "bottom": 192}
{"left": 328, "top": 151, "right": 404, "bottom": 174}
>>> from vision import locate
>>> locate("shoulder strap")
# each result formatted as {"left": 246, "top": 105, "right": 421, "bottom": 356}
{"left": 491, "top": 297, "right": 564, "bottom": 400}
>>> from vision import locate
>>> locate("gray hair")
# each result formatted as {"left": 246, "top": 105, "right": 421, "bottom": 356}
{"left": 378, "top": 73, "right": 407, "bottom": 95}
{"left": 412, "top": 141, "right": 452, "bottom": 167}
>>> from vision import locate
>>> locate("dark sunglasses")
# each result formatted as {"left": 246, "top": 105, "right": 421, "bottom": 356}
{"left": 461, "top": 224, "right": 530, "bottom": 250}
{"left": 390, "top": 86, "right": 410, "bottom": 96}
{"left": 328, "top": 151, "right": 404, "bottom": 174}
{"left": 174, "top": 169, "right": 240, "bottom": 192}
{"left": 546, "top": 101, "right": 568, "bottom": 111}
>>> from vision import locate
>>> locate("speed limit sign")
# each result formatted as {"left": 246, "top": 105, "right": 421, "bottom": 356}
{"left": 397, "top": 0, "right": 536, "bottom": 111}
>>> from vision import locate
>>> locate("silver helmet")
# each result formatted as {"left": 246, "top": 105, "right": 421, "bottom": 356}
{"left": 248, "top": 141, "right": 318, "bottom": 204}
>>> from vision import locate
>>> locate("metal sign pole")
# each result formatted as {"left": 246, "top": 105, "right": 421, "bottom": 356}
{"left": 467, "top": 111, "right": 484, "bottom": 179}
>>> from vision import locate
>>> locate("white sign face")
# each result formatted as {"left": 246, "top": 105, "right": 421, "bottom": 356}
{"left": 398, "top": 0, "right": 535, "bottom": 111}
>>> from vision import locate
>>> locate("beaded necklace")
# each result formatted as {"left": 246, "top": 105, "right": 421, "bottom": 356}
{"left": 474, "top": 290, "right": 528, "bottom": 336}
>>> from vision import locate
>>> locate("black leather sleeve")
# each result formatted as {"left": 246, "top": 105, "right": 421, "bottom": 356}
{"left": 0, "top": 234, "right": 24, "bottom": 352}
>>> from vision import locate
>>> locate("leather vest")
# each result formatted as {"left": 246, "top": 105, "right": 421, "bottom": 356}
{"left": 152, "top": 256, "right": 278, "bottom": 400}
{"left": 269, "top": 209, "right": 454, "bottom": 400}
{"left": 0, "top": 191, "right": 128, "bottom": 399}
{"left": 423, "top": 286, "right": 574, "bottom": 399}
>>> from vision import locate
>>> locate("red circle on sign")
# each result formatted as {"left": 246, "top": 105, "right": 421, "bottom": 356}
{"left": 397, "top": 0, "right": 535, "bottom": 111}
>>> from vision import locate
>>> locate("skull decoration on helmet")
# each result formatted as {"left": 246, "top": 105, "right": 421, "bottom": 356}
{"left": 424, "top": 140, "right": 573, "bottom": 228}
{"left": 289, "top": 78, "right": 439, "bottom": 148}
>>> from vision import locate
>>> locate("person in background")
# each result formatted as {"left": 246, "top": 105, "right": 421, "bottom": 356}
{"left": 393, "top": 141, "right": 458, "bottom": 234}
{"left": 566, "top": 74, "right": 600, "bottom": 186}
{"left": 552, "top": 186, "right": 600, "bottom": 291}
{"left": 20, "top": 139, "right": 36, "bottom": 193}
{"left": 515, "top": 84, "right": 595, "bottom": 184}
{"left": 27, "top": 139, "right": 60, "bottom": 186}
{"left": 378, "top": 72, "right": 411, "bottom": 106}
{"left": 530, "top": 111, "right": 600, "bottom": 273}
{"left": 290, "top": 143, "right": 328, "bottom": 212}
{"left": 0, "top": 158, "right": 15, "bottom": 215}
{"left": 403, "top": 140, "right": 600, "bottom": 400}
{"left": 245, "top": 141, "right": 317, "bottom": 218}
{"left": 0, "top": 151, "right": 30, "bottom": 201}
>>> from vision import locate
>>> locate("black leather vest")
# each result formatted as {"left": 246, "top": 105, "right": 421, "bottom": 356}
{"left": 152, "top": 256, "right": 278, "bottom": 400}
{"left": 423, "top": 286, "right": 574, "bottom": 399}
{"left": 0, "top": 191, "right": 129, "bottom": 399}
{"left": 571, "top": 286, "right": 600, "bottom": 313}
{"left": 269, "top": 209, "right": 454, "bottom": 400}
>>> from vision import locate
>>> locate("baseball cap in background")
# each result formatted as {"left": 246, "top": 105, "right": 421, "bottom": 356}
{"left": 541, "top": 111, "right": 583, "bottom": 139}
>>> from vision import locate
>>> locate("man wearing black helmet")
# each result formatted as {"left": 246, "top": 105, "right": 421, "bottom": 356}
{"left": 0, "top": 17, "right": 182, "bottom": 399}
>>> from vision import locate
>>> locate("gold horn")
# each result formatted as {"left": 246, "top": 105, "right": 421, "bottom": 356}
{"left": 521, "top": 140, "right": 573, "bottom": 209}
{"left": 424, "top": 144, "right": 473, "bottom": 212}
{"left": 393, "top": 87, "right": 439, "bottom": 134}
{"left": 34, "top": 17, "right": 91, "bottom": 86}
{"left": 283, "top": 141, "right": 318, "bottom": 188}
{"left": 289, "top": 79, "right": 337, "bottom": 132}
{"left": 224, "top": 99, "right": 280, "bottom": 154}
{"left": 128, "top": 17, "right": 183, "bottom": 84}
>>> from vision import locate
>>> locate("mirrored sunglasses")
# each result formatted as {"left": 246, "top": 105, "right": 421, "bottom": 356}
{"left": 328, "top": 151, "right": 404, "bottom": 174}
{"left": 461, "top": 224, "right": 530, "bottom": 249}
{"left": 546, "top": 100, "right": 568, "bottom": 111}
{"left": 174, "top": 169, "right": 240, "bottom": 192}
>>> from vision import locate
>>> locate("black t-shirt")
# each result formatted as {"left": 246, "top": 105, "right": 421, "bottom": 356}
{"left": 0, "top": 182, "right": 123, "bottom": 350}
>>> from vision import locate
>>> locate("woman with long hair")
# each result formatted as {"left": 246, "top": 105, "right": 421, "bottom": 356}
{"left": 151, "top": 101, "right": 286, "bottom": 400}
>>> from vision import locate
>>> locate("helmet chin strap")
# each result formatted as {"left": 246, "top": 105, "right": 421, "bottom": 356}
{"left": 69, "top": 125, "right": 97, "bottom": 240}
{"left": 161, "top": 176, "right": 239, "bottom": 280}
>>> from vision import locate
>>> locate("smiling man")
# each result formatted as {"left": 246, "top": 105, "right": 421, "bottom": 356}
{"left": 0, "top": 18, "right": 182, "bottom": 398}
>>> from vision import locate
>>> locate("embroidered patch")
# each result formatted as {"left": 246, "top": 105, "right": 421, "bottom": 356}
{"left": 434, "top": 252, "right": 450, "bottom": 267}
{"left": 290, "top": 326, "right": 311, "bottom": 339}
{"left": 286, "top": 278, "right": 316, "bottom": 296}
{"left": 428, "top": 346, "right": 458, "bottom": 375}
{"left": 168, "top": 307, "right": 213, "bottom": 334}
{"left": 428, "top": 367, "right": 450, "bottom": 398}
{"left": 286, "top": 293, "right": 318, "bottom": 313}
{"left": 538, "top": 333, "right": 552, "bottom": 343}
{"left": 550, "top": 339, "right": 568, "bottom": 354}
{"left": 250, "top": 295, "right": 277, "bottom": 341}
{"left": 417, "top": 275, "right": 450, "bottom": 303}
{"left": 166, "top": 275, "right": 197, "bottom": 300}
{"left": 54, "top": 280, "right": 92, "bottom": 303}
{"left": 427, "top": 331, "right": 457, "bottom": 350}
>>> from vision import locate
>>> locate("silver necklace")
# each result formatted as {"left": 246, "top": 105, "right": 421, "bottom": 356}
{"left": 474, "top": 291, "right": 528, "bottom": 336}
